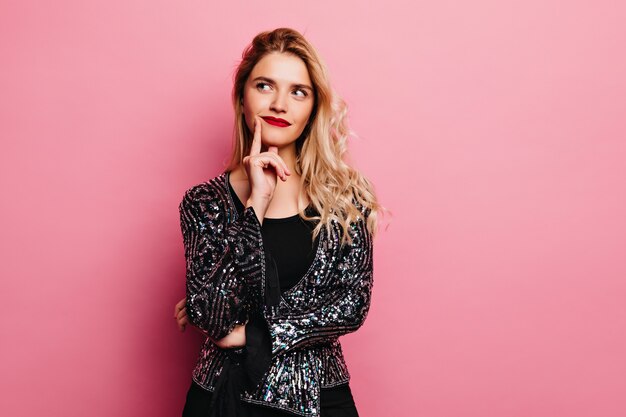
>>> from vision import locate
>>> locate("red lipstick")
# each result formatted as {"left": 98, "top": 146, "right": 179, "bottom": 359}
{"left": 261, "top": 116, "right": 291, "bottom": 127}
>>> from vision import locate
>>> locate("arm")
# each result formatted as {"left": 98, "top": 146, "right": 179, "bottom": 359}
{"left": 179, "top": 185, "right": 265, "bottom": 341}
{"left": 266, "top": 206, "right": 374, "bottom": 356}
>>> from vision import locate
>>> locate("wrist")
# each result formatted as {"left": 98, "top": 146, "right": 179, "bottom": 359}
{"left": 246, "top": 193, "right": 270, "bottom": 206}
{"left": 246, "top": 196, "right": 269, "bottom": 225}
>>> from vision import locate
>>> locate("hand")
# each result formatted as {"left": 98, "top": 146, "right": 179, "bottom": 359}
{"left": 242, "top": 115, "right": 291, "bottom": 201}
{"left": 174, "top": 297, "right": 189, "bottom": 332}
{"left": 212, "top": 323, "right": 247, "bottom": 349}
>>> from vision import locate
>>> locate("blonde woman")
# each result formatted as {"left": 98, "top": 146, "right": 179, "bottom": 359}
{"left": 175, "top": 27, "right": 381, "bottom": 417}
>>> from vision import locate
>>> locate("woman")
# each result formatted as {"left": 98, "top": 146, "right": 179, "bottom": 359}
{"left": 174, "top": 27, "right": 381, "bottom": 417}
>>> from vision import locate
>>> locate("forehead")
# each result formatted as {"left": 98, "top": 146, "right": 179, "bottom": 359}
{"left": 250, "top": 52, "right": 311, "bottom": 85}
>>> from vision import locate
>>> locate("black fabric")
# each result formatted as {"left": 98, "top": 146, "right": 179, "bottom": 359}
{"left": 228, "top": 181, "right": 319, "bottom": 293}
{"left": 182, "top": 178, "right": 358, "bottom": 416}
{"left": 207, "top": 347, "right": 247, "bottom": 417}
{"left": 183, "top": 379, "right": 359, "bottom": 417}
{"left": 228, "top": 179, "right": 320, "bottom": 293}
{"left": 260, "top": 210, "right": 319, "bottom": 292}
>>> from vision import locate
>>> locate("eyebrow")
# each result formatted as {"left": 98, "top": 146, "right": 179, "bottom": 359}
{"left": 251, "top": 76, "right": 313, "bottom": 92}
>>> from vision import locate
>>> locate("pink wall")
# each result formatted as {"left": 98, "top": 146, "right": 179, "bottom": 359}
{"left": 1, "top": 1, "right": 625, "bottom": 416}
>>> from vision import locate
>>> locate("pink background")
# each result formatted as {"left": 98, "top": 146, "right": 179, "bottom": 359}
{"left": 1, "top": 1, "right": 625, "bottom": 416}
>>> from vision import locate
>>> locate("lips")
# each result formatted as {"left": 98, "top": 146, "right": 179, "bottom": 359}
{"left": 261, "top": 116, "right": 291, "bottom": 127}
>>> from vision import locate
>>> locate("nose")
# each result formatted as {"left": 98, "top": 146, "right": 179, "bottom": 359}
{"left": 270, "top": 91, "right": 288, "bottom": 114}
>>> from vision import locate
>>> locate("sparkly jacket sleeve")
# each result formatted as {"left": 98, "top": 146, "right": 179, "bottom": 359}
{"left": 266, "top": 205, "right": 374, "bottom": 356}
{"left": 179, "top": 185, "right": 264, "bottom": 341}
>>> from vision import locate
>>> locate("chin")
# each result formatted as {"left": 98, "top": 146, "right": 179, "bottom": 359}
{"left": 262, "top": 136, "right": 297, "bottom": 148}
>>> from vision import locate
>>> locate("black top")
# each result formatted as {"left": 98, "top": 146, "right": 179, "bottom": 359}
{"left": 228, "top": 179, "right": 320, "bottom": 293}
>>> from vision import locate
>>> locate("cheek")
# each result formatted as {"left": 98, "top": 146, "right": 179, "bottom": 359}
{"left": 242, "top": 106, "right": 253, "bottom": 126}
{"left": 297, "top": 104, "right": 314, "bottom": 125}
{"left": 243, "top": 96, "right": 265, "bottom": 121}
{"left": 242, "top": 100, "right": 256, "bottom": 130}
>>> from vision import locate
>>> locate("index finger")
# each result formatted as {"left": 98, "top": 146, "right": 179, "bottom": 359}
{"left": 250, "top": 115, "right": 262, "bottom": 156}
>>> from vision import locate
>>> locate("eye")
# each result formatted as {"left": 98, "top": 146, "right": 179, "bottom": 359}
{"left": 255, "top": 82, "right": 271, "bottom": 91}
{"left": 293, "top": 88, "right": 308, "bottom": 98}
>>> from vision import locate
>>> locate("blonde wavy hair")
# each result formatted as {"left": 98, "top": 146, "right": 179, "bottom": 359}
{"left": 226, "top": 27, "right": 387, "bottom": 247}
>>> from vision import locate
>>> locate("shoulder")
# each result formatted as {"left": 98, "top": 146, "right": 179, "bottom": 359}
{"left": 350, "top": 195, "right": 372, "bottom": 223}
{"left": 353, "top": 199, "right": 370, "bottom": 217}
{"left": 179, "top": 171, "right": 230, "bottom": 213}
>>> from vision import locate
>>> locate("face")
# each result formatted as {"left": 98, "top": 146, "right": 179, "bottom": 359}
{"left": 242, "top": 52, "right": 315, "bottom": 148}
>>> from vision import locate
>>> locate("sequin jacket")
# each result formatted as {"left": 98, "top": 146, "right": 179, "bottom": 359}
{"left": 179, "top": 171, "right": 374, "bottom": 417}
